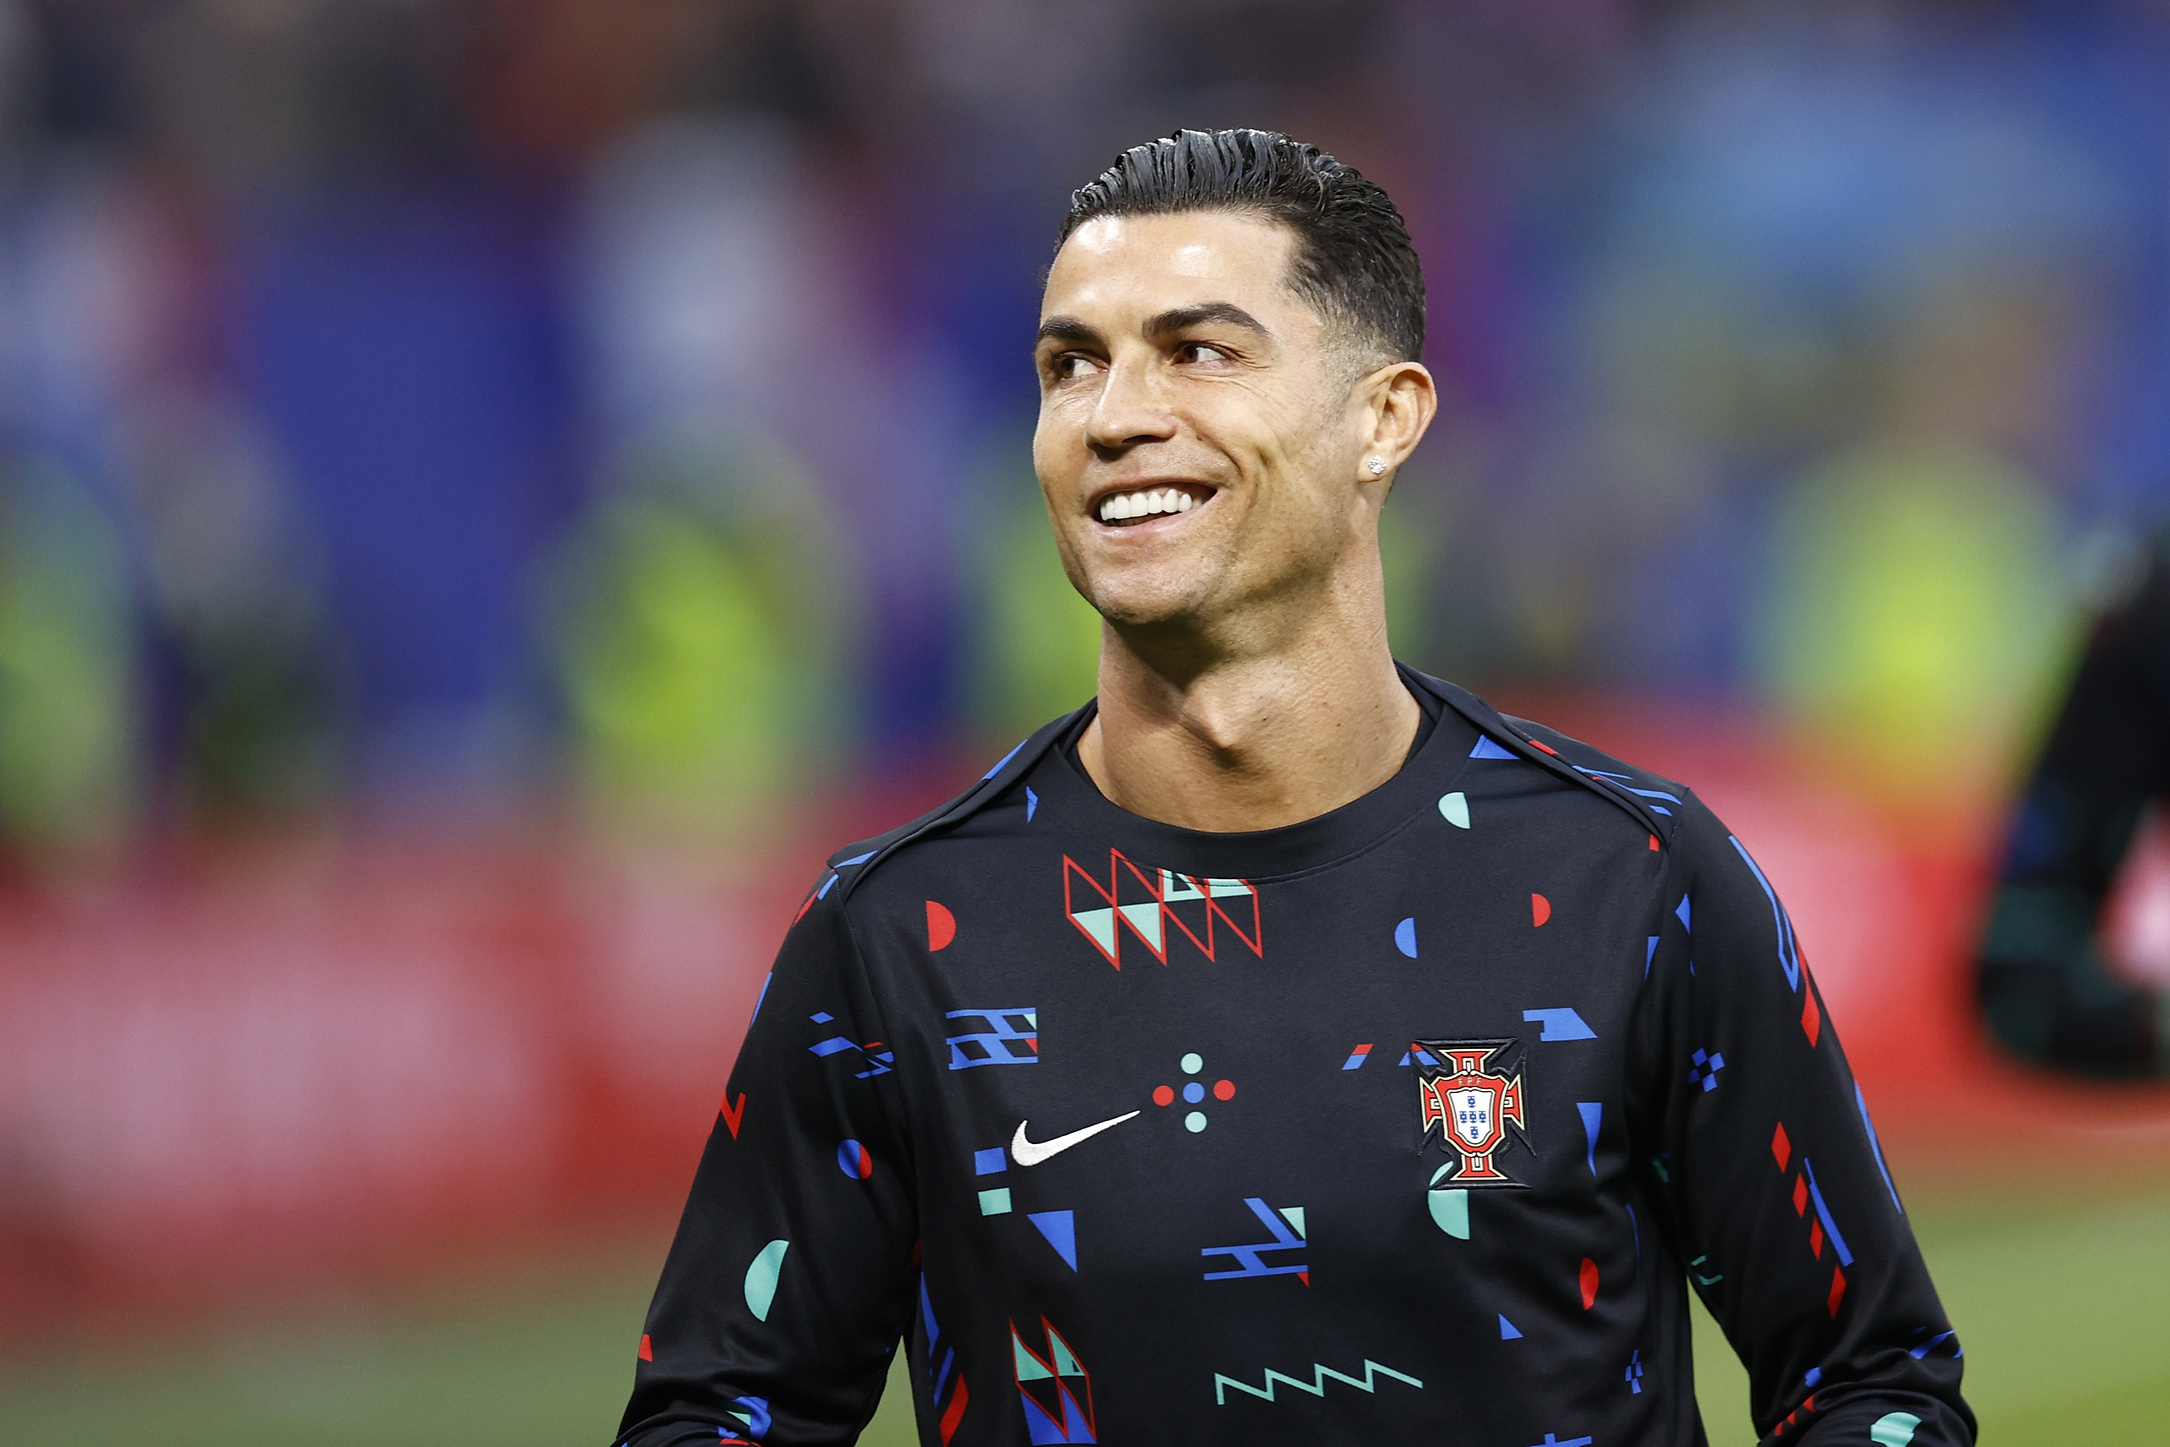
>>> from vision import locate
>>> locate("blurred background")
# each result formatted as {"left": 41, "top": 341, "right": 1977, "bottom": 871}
{"left": 0, "top": 0, "right": 2166, "bottom": 1441}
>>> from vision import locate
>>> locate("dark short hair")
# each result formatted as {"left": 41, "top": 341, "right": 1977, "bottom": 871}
{"left": 1058, "top": 128, "right": 1425, "bottom": 366}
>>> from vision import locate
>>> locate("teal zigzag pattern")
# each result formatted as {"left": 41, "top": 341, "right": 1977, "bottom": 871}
{"left": 1212, "top": 1358, "right": 1424, "bottom": 1406}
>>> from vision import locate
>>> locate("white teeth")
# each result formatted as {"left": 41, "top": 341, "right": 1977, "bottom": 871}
{"left": 1098, "top": 487, "right": 1203, "bottom": 522}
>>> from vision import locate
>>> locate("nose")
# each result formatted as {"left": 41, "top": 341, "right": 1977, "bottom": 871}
{"left": 1085, "top": 355, "right": 1178, "bottom": 456}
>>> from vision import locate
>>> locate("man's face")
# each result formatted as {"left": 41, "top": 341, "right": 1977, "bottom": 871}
{"left": 1033, "top": 210, "right": 1376, "bottom": 640}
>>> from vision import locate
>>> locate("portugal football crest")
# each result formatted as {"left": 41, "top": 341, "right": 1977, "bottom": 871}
{"left": 1416, "top": 1038, "right": 1531, "bottom": 1186}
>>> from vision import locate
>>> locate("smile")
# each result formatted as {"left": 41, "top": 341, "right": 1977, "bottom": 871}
{"left": 1095, "top": 483, "right": 1214, "bottom": 527}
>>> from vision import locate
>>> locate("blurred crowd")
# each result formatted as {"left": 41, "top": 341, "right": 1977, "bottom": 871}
{"left": 1, "top": 0, "right": 2166, "bottom": 864}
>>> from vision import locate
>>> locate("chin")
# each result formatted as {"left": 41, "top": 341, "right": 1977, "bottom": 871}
{"left": 1077, "top": 572, "right": 1213, "bottom": 633}
{"left": 1058, "top": 529, "right": 1230, "bottom": 634}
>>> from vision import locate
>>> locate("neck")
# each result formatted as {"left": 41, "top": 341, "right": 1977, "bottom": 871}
{"left": 1076, "top": 586, "right": 1420, "bottom": 833}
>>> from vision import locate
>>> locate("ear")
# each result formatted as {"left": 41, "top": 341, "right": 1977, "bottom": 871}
{"left": 1352, "top": 361, "right": 1437, "bottom": 488}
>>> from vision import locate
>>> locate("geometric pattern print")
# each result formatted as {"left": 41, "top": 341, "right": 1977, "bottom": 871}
{"left": 1201, "top": 1198, "right": 1308, "bottom": 1283}
{"left": 1339, "top": 1042, "right": 1443, "bottom": 1069}
{"left": 719, "top": 1395, "right": 771, "bottom": 1445}
{"left": 1728, "top": 836, "right": 1824, "bottom": 1046}
{"left": 1570, "top": 762, "right": 1683, "bottom": 820}
{"left": 945, "top": 1008, "right": 1039, "bottom": 1070}
{"left": 1771, "top": 1121, "right": 1853, "bottom": 1316}
{"left": 807, "top": 1013, "right": 894, "bottom": 1078}
{"left": 920, "top": 1277, "right": 970, "bottom": 1446}
{"left": 1061, "top": 849, "right": 1262, "bottom": 969}
{"left": 1906, "top": 1324, "right": 1962, "bottom": 1362}
{"left": 1212, "top": 1357, "right": 1423, "bottom": 1407}
{"left": 1011, "top": 1316, "right": 1096, "bottom": 1444}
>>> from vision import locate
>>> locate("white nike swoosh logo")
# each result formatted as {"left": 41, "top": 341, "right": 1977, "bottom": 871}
{"left": 1011, "top": 1110, "right": 1142, "bottom": 1166}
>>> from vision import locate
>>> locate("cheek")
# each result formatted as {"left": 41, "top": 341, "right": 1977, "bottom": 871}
{"left": 1238, "top": 429, "right": 1358, "bottom": 550}
{"left": 1030, "top": 423, "right": 1063, "bottom": 490}
{"left": 1032, "top": 436, "right": 1084, "bottom": 530}
{"left": 1219, "top": 381, "right": 1330, "bottom": 465}
{"left": 1219, "top": 410, "right": 1325, "bottom": 503}
{"left": 1033, "top": 397, "right": 1085, "bottom": 470}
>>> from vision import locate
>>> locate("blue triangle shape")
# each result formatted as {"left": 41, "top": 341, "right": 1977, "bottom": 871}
{"left": 1020, "top": 1393, "right": 1068, "bottom": 1445}
{"left": 1028, "top": 1210, "right": 1078, "bottom": 1270}
{"left": 1470, "top": 735, "right": 1519, "bottom": 760}
{"left": 1498, "top": 1314, "right": 1523, "bottom": 1340}
{"left": 1060, "top": 1383, "right": 1096, "bottom": 1442}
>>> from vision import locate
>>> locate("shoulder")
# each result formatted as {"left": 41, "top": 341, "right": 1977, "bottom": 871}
{"left": 1413, "top": 678, "right": 1790, "bottom": 961}
{"left": 1497, "top": 712, "right": 1694, "bottom": 828}
{"left": 811, "top": 706, "right": 1087, "bottom": 908}
{"left": 1472, "top": 694, "right": 1781, "bottom": 906}
{"left": 1406, "top": 668, "right": 1691, "bottom": 848}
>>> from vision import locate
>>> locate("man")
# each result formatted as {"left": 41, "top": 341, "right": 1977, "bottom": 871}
{"left": 618, "top": 130, "right": 1972, "bottom": 1446}
{"left": 1979, "top": 525, "right": 2170, "bottom": 1077}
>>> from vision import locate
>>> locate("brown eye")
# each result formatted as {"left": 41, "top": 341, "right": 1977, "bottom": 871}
{"left": 1051, "top": 353, "right": 1102, "bottom": 381}
{"left": 1178, "top": 342, "right": 1230, "bottom": 364}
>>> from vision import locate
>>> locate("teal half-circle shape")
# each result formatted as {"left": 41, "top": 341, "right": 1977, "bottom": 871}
{"left": 744, "top": 1239, "right": 790, "bottom": 1321}
{"left": 1438, "top": 792, "right": 1470, "bottom": 828}
{"left": 1428, "top": 1187, "right": 1469, "bottom": 1239}
{"left": 1395, "top": 917, "right": 1418, "bottom": 957}
{"left": 1869, "top": 1413, "right": 1921, "bottom": 1446}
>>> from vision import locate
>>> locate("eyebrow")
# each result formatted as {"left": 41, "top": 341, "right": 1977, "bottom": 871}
{"left": 1036, "top": 316, "right": 1101, "bottom": 348}
{"left": 1142, "top": 302, "right": 1272, "bottom": 342}
{"left": 1034, "top": 301, "right": 1274, "bottom": 352}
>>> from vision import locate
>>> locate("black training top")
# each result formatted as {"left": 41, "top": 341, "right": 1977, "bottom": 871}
{"left": 618, "top": 670, "right": 1972, "bottom": 1447}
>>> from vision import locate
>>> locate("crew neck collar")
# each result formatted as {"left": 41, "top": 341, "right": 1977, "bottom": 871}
{"left": 1027, "top": 668, "right": 1479, "bottom": 881}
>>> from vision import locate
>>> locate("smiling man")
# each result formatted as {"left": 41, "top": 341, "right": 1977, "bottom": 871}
{"left": 617, "top": 130, "right": 1973, "bottom": 1447}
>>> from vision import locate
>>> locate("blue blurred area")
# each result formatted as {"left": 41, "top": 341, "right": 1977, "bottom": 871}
{"left": 0, "top": 0, "right": 2167, "bottom": 840}
{"left": 241, "top": 185, "right": 580, "bottom": 789}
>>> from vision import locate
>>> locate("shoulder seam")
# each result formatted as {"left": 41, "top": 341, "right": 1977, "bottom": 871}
{"left": 826, "top": 706, "right": 1089, "bottom": 905}
{"left": 1402, "top": 667, "right": 1679, "bottom": 846}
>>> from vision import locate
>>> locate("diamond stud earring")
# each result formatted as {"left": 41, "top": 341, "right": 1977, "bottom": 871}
{"left": 1368, "top": 458, "right": 1387, "bottom": 476}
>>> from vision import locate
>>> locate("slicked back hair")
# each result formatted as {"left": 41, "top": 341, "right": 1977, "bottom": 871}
{"left": 1058, "top": 128, "right": 1425, "bottom": 369}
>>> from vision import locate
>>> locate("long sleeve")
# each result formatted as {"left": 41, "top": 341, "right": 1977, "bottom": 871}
{"left": 617, "top": 892, "right": 918, "bottom": 1447}
{"left": 1977, "top": 536, "right": 2170, "bottom": 1075}
{"left": 1633, "top": 792, "right": 1974, "bottom": 1444}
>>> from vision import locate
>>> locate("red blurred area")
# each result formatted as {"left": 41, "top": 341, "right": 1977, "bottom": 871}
{"left": 6, "top": 706, "right": 2169, "bottom": 1343}
{"left": 0, "top": 767, "right": 971, "bottom": 1342}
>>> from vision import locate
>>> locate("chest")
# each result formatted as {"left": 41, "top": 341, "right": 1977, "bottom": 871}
{"left": 881, "top": 820, "right": 1663, "bottom": 1288}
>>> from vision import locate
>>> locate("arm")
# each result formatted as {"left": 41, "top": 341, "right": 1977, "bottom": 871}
{"left": 1634, "top": 794, "right": 1973, "bottom": 1444}
{"left": 617, "top": 895, "right": 917, "bottom": 1446}
{"left": 1978, "top": 538, "right": 2170, "bottom": 1076}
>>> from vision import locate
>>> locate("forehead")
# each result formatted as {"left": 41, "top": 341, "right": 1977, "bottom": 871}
{"left": 1041, "top": 210, "right": 1307, "bottom": 326}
